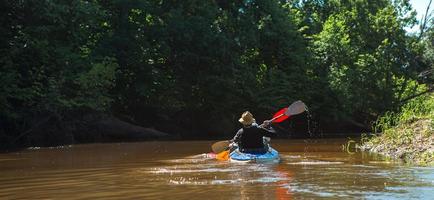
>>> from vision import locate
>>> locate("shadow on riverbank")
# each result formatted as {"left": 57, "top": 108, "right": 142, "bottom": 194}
{"left": 0, "top": 112, "right": 368, "bottom": 152}
{"left": 0, "top": 115, "right": 179, "bottom": 152}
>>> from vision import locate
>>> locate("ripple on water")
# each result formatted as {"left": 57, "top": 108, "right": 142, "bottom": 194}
{"left": 287, "top": 160, "right": 344, "bottom": 165}
{"left": 132, "top": 155, "right": 292, "bottom": 187}
{"left": 145, "top": 167, "right": 240, "bottom": 174}
{"left": 280, "top": 155, "right": 302, "bottom": 159}
{"left": 168, "top": 175, "right": 290, "bottom": 186}
{"left": 159, "top": 154, "right": 218, "bottom": 164}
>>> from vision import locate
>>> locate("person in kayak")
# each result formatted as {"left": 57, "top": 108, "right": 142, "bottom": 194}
{"left": 230, "top": 111, "right": 275, "bottom": 154}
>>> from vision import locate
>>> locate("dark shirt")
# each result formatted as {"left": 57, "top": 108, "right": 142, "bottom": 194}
{"left": 232, "top": 124, "right": 275, "bottom": 152}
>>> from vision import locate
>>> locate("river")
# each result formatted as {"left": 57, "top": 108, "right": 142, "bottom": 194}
{"left": 0, "top": 139, "right": 433, "bottom": 199}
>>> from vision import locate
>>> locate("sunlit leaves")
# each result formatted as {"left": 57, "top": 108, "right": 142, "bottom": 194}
{"left": 311, "top": 0, "right": 421, "bottom": 122}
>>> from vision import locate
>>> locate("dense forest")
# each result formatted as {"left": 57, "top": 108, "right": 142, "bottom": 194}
{"left": 1, "top": 0, "right": 433, "bottom": 148}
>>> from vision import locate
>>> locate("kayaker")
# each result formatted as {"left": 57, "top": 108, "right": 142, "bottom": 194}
{"left": 230, "top": 111, "right": 275, "bottom": 154}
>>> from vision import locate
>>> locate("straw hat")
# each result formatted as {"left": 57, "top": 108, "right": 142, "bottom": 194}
{"left": 238, "top": 111, "right": 255, "bottom": 125}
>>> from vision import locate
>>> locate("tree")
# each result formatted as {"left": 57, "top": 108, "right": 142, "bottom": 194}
{"left": 0, "top": 1, "right": 117, "bottom": 137}
{"left": 311, "top": 0, "right": 422, "bottom": 126}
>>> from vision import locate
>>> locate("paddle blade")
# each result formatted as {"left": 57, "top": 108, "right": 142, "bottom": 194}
{"left": 211, "top": 140, "right": 230, "bottom": 154}
{"left": 272, "top": 108, "right": 289, "bottom": 123}
{"left": 285, "top": 100, "right": 306, "bottom": 116}
{"left": 216, "top": 150, "right": 230, "bottom": 161}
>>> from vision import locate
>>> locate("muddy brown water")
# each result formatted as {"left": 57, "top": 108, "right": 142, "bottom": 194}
{"left": 0, "top": 139, "right": 433, "bottom": 199}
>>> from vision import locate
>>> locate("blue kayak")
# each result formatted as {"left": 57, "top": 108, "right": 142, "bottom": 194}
{"left": 229, "top": 147, "right": 280, "bottom": 163}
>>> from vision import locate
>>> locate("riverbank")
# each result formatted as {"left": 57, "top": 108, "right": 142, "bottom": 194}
{"left": 361, "top": 118, "right": 433, "bottom": 165}
{"left": 0, "top": 114, "right": 178, "bottom": 150}
{"left": 361, "top": 94, "right": 434, "bottom": 165}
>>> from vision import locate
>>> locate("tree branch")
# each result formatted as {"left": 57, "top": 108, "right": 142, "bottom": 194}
{"left": 400, "top": 87, "right": 434, "bottom": 104}
{"left": 418, "top": 0, "right": 432, "bottom": 40}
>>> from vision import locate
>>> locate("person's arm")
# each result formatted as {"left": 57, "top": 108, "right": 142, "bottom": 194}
{"left": 231, "top": 128, "right": 243, "bottom": 143}
{"left": 260, "top": 120, "right": 276, "bottom": 137}
{"left": 263, "top": 128, "right": 276, "bottom": 137}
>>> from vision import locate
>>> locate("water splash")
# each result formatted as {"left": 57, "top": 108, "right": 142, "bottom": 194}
{"left": 305, "top": 105, "right": 313, "bottom": 138}
{"left": 305, "top": 105, "right": 323, "bottom": 138}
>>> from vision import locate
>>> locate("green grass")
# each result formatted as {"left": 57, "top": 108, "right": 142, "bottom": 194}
{"left": 362, "top": 93, "right": 434, "bottom": 165}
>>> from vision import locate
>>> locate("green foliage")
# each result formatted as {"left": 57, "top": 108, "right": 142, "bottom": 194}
{"left": 0, "top": 1, "right": 116, "bottom": 133}
{"left": 374, "top": 90, "right": 433, "bottom": 133}
{"left": 310, "top": 0, "right": 422, "bottom": 122}
{"left": 72, "top": 58, "right": 118, "bottom": 110}
{"left": 0, "top": 0, "right": 432, "bottom": 141}
{"left": 422, "top": 20, "right": 434, "bottom": 81}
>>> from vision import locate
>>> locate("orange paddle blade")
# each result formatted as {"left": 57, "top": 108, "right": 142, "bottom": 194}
{"left": 216, "top": 150, "right": 230, "bottom": 161}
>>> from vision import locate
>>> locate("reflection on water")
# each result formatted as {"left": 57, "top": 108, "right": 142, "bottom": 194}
{"left": 0, "top": 139, "right": 433, "bottom": 199}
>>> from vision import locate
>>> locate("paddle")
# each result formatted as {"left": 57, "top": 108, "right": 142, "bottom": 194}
{"left": 269, "top": 100, "right": 306, "bottom": 123}
{"left": 211, "top": 100, "right": 307, "bottom": 154}
{"left": 215, "top": 149, "right": 230, "bottom": 161}
{"left": 211, "top": 140, "right": 230, "bottom": 155}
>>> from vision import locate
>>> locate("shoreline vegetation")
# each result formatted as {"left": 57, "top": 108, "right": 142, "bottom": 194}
{"left": 361, "top": 93, "right": 434, "bottom": 165}
{"left": 1, "top": 1, "right": 433, "bottom": 152}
